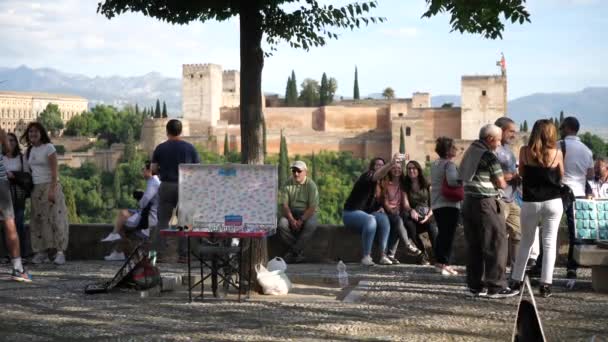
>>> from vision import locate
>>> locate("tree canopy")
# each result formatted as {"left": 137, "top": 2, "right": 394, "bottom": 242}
{"left": 37, "top": 103, "right": 64, "bottom": 137}
{"left": 98, "top": 0, "right": 530, "bottom": 166}
{"left": 382, "top": 87, "right": 395, "bottom": 100}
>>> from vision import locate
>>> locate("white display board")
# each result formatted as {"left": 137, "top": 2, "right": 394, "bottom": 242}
{"left": 178, "top": 164, "right": 278, "bottom": 233}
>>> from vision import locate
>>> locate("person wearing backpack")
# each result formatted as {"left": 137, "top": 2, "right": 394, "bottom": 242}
{"left": 3, "top": 132, "right": 32, "bottom": 259}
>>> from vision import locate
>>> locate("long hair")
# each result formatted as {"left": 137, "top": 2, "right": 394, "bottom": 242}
{"left": 20, "top": 122, "right": 52, "bottom": 158}
{"left": 375, "top": 163, "right": 402, "bottom": 202}
{"left": 368, "top": 157, "right": 385, "bottom": 172}
{"left": 527, "top": 119, "right": 557, "bottom": 167}
{"left": 402, "top": 160, "right": 430, "bottom": 192}
{"left": 4, "top": 133, "right": 22, "bottom": 158}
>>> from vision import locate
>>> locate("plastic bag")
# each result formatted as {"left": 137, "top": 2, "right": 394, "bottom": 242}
{"left": 267, "top": 257, "right": 287, "bottom": 272}
{"left": 256, "top": 264, "right": 292, "bottom": 295}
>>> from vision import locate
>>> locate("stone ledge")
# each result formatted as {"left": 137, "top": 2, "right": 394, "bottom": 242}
{"left": 573, "top": 245, "right": 608, "bottom": 266}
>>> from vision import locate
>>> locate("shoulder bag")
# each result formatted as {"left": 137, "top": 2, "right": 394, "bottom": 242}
{"left": 441, "top": 161, "right": 464, "bottom": 202}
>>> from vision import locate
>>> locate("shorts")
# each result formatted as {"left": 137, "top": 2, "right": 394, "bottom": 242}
{"left": 125, "top": 212, "right": 142, "bottom": 228}
{"left": 0, "top": 180, "right": 15, "bottom": 220}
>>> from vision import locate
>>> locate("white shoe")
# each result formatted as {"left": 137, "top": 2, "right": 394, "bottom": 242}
{"left": 104, "top": 251, "right": 126, "bottom": 261}
{"left": 378, "top": 255, "right": 393, "bottom": 265}
{"left": 361, "top": 255, "right": 375, "bottom": 266}
{"left": 54, "top": 252, "right": 66, "bottom": 265}
{"left": 101, "top": 232, "right": 122, "bottom": 242}
{"left": 31, "top": 252, "right": 51, "bottom": 264}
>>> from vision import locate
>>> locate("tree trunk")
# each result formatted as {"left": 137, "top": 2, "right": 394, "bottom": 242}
{"left": 239, "top": 2, "right": 267, "bottom": 293}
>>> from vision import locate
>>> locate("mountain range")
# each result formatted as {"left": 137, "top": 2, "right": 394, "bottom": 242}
{"left": 1, "top": 66, "right": 606, "bottom": 135}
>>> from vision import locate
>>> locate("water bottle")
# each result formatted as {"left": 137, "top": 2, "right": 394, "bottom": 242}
{"left": 337, "top": 260, "right": 349, "bottom": 288}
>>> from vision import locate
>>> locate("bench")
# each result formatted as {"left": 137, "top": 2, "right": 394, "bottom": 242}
{"left": 573, "top": 244, "right": 608, "bottom": 293}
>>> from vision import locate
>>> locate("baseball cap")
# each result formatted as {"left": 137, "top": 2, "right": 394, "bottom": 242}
{"left": 290, "top": 160, "right": 307, "bottom": 171}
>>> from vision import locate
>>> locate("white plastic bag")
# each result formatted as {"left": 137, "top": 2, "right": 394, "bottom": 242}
{"left": 256, "top": 264, "right": 292, "bottom": 295}
{"left": 267, "top": 257, "right": 287, "bottom": 272}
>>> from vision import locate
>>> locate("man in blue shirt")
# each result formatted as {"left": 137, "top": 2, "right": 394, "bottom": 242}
{"left": 151, "top": 119, "right": 200, "bottom": 261}
{"left": 494, "top": 117, "right": 522, "bottom": 267}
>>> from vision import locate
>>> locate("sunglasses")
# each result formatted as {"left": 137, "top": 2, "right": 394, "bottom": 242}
{"left": 291, "top": 169, "right": 303, "bottom": 174}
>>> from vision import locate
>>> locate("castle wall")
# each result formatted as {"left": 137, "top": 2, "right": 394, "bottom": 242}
{"left": 322, "top": 106, "right": 390, "bottom": 132}
{"left": 412, "top": 92, "right": 431, "bottom": 109}
{"left": 264, "top": 107, "right": 320, "bottom": 131}
{"left": 141, "top": 118, "right": 191, "bottom": 156}
{"left": 182, "top": 64, "right": 223, "bottom": 125}
{"left": 388, "top": 102, "right": 411, "bottom": 119}
{"left": 460, "top": 75, "right": 507, "bottom": 140}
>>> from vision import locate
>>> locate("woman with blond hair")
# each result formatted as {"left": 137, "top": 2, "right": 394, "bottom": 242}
{"left": 20, "top": 122, "right": 69, "bottom": 265}
{"left": 511, "top": 119, "right": 564, "bottom": 298}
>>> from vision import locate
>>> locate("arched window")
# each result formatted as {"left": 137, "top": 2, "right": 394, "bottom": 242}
{"left": 406, "top": 127, "right": 411, "bottom": 136}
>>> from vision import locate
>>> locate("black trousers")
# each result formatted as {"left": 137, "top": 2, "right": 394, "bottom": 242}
{"left": 433, "top": 207, "right": 460, "bottom": 265}
{"left": 462, "top": 196, "right": 508, "bottom": 291}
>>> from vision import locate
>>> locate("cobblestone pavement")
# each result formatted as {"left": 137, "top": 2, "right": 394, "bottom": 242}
{"left": 0, "top": 261, "right": 606, "bottom": 341}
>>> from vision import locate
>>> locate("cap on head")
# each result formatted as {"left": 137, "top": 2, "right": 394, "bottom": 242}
{"left": 290, "top": 160, "right": 307, "bottom": 171}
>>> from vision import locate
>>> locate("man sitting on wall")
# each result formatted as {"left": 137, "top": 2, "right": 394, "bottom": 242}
{"left": 277, "top": 161, "right": 319, "bottom": 263}
{"left": 589, "top": 157, "right": 608, "bottom": 199}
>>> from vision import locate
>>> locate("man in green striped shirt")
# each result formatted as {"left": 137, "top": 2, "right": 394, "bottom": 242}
{"left": 460, "top": 124, "right": 517, "bottom": 299}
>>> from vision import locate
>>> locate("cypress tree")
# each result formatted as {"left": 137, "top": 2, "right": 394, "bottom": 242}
{"left": 135, "top": 104, "right": 140, "bottom": 116}
{"left": 155, "top": 99, "right": 161, "bottom": 118}
{"left": 224, "top": 132, "right": 230, "bottom": 157}
{"left": 162, "top": 101, "right": 168, "bottom": 118}
{"left": 284, "top": 75, "right": 292, "bottom": 106}
{"left": 523, "top": 120, "right": 528, "bottom": 132}
{"left": 320, "top": 73, "right": 329, "bottom": 106}
{"left": 290, "top": 70, "right": 298, "bottom": 106}
{"left": 113, "top": 166, "right": 122, "bottom": 208}
{"left": 399, "top": 126, "right": 406, "bottom": 154}
{"left": 311, "top": 152, "right": 317, "bottom": 182}
{"left": 559, "top": 110, "right": 565, "bottom": 125}
{"left": 123, "top": 127, "right": 136, "bottom": 162}
{"left": 353, "top": 66, "right": 360, "bottom": 100}
{"left": 519, "top": 123, "right": 523, "bottom": 131}
{"left": 63, "top": 182, "right": 80, "bottom": 224}
{"left": 278, "top": 130, "right": 290, "bottom": 188}
{"left": 262, "top": 115, "right": 267, "bottom": 158}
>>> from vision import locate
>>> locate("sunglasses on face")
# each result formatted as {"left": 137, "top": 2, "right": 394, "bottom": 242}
{"left": 291, "top": 169, "right": 302, "bottom": 174}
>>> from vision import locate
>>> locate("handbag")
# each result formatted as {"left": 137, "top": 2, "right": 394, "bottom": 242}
{"left": 441, "top": 162, "right": 464, "bottom": 202}
{"left": 559, "top": 140, "right": 575, "bottom": 210}
{"left": 12, "top": 155, "right": 33, "bottom": 198}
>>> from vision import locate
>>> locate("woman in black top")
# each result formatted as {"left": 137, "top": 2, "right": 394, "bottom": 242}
{"left": 510, "top": 119, "right": 564, "bottom": 298}
{"left": 343, "top": 154, "right": 404, "bottom": 266}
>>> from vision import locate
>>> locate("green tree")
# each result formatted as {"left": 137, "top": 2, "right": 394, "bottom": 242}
{"left": 162, "top": 101, "right": 168, "bottom": 118}
{"left": 299, "top": 78, "right": 320, "bottom": 107}
{"left": 320, "top": 73, "right": 329, "bottom": 106}
{"left": 37, "top": 103, "right": 64, "bottom": 137}
{"left": 278, "top": 131, "right": 290, "bottom": 189}
{"left": 62, "top": 179, "right": 80, "bottom": 224}
{"left": 580, "top": 132, "right": 608, "bottom": 159}
{"left": 441, "top": 102, "right": 453, "bottom": 108}
{"left": 311, "top": 152, "right": 317, "bottom": 182}
{"left": 135, "top": 104, "right": 140, "bottom": 116}
{"left": 382, "top": 87, "right": 395, "bottom": 100}
{"left": 224, "top": 132, "right": 230, "bottom": 158}
{"left": 284, "top": 75, "right": 292, "bottom": 106}
{"left": 523, "top": 120, "right": 528, "bottom": 132}
{"left": 155, "top": 99, "right": 161, "bottom": 118}
{"left": 353, "top": 66, "right": 360, "bottom": 100}
{"left": 328, "top": 77, "right": 338, "bottom": 103}
{"left": 285, "top": 70, "right": 299, "bottom": 106}
{"left": 559, "top": 110, "right": 565, "bottom": 125}
{"left": 399, "top": 126, "right": 406, "bottom": 154}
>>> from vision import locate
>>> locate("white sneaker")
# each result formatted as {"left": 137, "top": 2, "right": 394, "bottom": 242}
{"left": 104, "top": 251, "right": 126, "bottom": 261}
{"left": 378, "top": 255, "right": 393, "bottom": 265}
{"left": 54, "top": 252, "right": 66, "bottom": 265}
{"left": 101, "top": 232, "right": 122, "bottom": 242}
{"left": 361, "top": 255, "right": 375, "bottom": 266}
{"left": 31, "top": 252, "right": 51, "bottom": 264}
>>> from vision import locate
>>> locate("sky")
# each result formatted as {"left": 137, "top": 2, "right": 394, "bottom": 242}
{"left": 0, "top": 0, "right": 606, "bottom": 99}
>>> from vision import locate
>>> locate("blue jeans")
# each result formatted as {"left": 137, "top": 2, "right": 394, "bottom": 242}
{"left": 343, "top": 210, "right": 390, "bottom": 256}
{"left": 14, "top": 207, "right": 30, "bottom": 257}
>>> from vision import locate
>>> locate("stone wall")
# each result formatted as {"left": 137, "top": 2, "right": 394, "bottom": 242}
{"left": 53, "top": 137, "right": 95, "bottom": 152}
{"left": 412, "top": 92, "right": 431, "bottom": 109}
{"left": 264, "top": 107, "right": 320, "bottom": 131}
{"left": 57, "top": 144, "right": 125, "bottom": 171}
{"left": 322, "top": 106, "right": 390, "bottom": 132}
{"left": 460, "top": 75, "right": 507, "bottom": 140}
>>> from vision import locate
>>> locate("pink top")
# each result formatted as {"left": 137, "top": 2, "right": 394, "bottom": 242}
{"left": 384, "top": 181, "right": 402, "bottom": 211}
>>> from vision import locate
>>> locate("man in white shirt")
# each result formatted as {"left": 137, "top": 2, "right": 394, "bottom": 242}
{"left": 589, "top": 158, "right": 608, "bottom": 199}
{"left": 558, "top": 116, "right": 594, "bottom": 279}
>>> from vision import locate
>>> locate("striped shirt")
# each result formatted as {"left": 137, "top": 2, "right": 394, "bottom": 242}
{"left": 464, "top": 151, "right": 503, "bottom": 198}
{"left": 0, "top": 147, "right": 7, "bottom": 181}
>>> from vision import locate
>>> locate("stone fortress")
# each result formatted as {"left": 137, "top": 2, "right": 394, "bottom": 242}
{"left": 142, "top": 62, "right": 510, "bottom": 163}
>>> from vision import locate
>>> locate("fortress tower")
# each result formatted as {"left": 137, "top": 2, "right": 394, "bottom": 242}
{"left": 460, "top": 75, "right": 507, "bottom": 140}
{"left": 182, "top": 64, "right": 223, "bottom": 126}
{"left": 222, "top": 70, "right": 240, "bottom": 109}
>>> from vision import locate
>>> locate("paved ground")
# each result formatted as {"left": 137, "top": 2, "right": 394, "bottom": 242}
{"left": 0, "top": 261, "right": 606, "bottom": 341}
